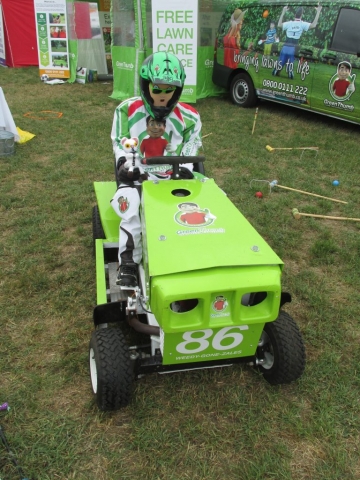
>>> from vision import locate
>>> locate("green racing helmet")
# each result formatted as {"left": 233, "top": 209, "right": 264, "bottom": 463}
{"left": 140, "top": 52, "right": 186, "bottom": 120}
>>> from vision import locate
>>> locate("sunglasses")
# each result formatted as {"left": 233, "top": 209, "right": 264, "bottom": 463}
{"left": 151, "top": 85, "right": 176, "bottom": 94}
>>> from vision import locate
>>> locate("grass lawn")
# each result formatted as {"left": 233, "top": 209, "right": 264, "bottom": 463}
{"left": 0, "top": 66, "right": 359, "bottom": 480}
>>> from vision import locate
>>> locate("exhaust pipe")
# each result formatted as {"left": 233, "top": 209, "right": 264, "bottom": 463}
{"left": 127, "top": 312, "right": 160, "bottom": 336}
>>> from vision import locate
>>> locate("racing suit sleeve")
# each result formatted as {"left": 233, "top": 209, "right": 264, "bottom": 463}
{"left": 179, "top": 108, "right": 203, "bottom": 172}
{"left": 111, "top": 99, "right": 132, "bottom": 163}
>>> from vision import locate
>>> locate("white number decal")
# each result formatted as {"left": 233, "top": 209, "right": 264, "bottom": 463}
{"left": 212, "top": 326, "right": 249, "bottom": 350}
{"left": 176, "top": 329, "right": 213, "bottom": 354}
{"left": 176, "top": 326, "right": 249, "bottom": 354}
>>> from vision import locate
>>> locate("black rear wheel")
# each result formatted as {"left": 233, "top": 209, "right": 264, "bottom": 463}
{"left": 89, "top": 328, "right": 133, "bottom": 411}
{"left": 92, "top": 205, "right": 105, "bottom": 255}
{"left": 92, "top": 205, "right": 105, "bottom": 240}
{"left": 230, "top": 72, "right": 257, "bottom": 108}
{"left": 255, "top": 311, "right": 306, "bottom": 384}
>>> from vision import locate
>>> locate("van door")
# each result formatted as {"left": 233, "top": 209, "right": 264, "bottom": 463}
{"left": 309, "top": 6, "right": 360, "bottom": 124}
{"left": 257, "top": 5, "right": 319, "bottom": 110}
{"left": 257, "top": 36, "right": 316, "bottom": 110}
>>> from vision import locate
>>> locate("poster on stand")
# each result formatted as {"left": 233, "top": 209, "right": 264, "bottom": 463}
{"left": 34, "top": 0, "right": 70, "bottom": 79}
{"left": 0, "top": 4, "right": 6, "bottom": 66}
{"left": 151, "top": 0, "right": 198, "bottom": 103}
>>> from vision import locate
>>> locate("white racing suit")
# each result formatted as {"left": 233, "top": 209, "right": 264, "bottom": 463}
{"left": 110, "top": 97, "right": 202, "bottom": 265}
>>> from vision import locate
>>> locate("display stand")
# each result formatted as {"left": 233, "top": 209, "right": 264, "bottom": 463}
{"left": 0, "top": 87, "right": 19, "bottom": 142}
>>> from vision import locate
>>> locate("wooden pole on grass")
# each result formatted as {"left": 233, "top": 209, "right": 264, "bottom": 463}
{"left": 292, "top": 208, "right": 360, "bottom": 222}
{"left": 270, "top": 180, "right": 348, "bottom": 204}
{"left": 252, "top": 108, "right": 259, "bottom": 135}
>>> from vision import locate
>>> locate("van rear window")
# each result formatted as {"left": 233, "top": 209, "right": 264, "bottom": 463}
{"left": 331, "top": 8, "right": 360, "bottom": 55}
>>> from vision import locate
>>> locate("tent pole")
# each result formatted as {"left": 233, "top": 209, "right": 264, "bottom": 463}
{"left": 137, "top": 0, "right": 143, "bottom": 51}
{"left": 134, "top": 0, "right": 144, "bottom": 95}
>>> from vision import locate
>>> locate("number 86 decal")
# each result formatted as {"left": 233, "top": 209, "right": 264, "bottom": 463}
{"left": 176, "top": 326, "right": 249, "bottom": 354}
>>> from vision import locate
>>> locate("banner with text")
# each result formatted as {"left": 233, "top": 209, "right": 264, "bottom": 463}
{"left": 151, "top": 0, "right": 198, "bottom": 103}
{"left": 34, "top": 0, "right": 70, "bottom": 79}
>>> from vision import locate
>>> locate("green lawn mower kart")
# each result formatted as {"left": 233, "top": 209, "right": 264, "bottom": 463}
{"left": 89, "top": 157, "right": 306, "bottom": 411}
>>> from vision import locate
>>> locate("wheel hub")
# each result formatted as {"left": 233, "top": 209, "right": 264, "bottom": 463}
{"left": 89, "top": 348, "right": 98, "bottom": 393}
{"left": 256, "top": 331, "right": 274, "bottom": 370}
{"left": 235, "top": 81, "right": 248, "bottom": 102}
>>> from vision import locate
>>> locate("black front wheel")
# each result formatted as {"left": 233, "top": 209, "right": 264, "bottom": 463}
{"left": 89, "top": 328, "right": 133, "bottom": 411}
{"left": 255, "top": 311, "right": 306, "bottom": 385}
{"left": 193, "top": 161, "right": 205, "bottom": 176}
{"left": 230, "top": 72, "right": 257, "bottom": 108}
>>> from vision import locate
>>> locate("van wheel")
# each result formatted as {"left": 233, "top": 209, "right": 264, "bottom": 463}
{"left": 255, "top": 311, "right": 306, "bottom": 385}
{"left": 230, "top": 73, "right": 257, "bottom": 108}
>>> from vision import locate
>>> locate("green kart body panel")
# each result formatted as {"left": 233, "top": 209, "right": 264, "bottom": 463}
{"left": 94, "top": 176, "right": 284, "bottom": 366}
{"left": 94, "top": 181, "right": 119, "bottom": 242}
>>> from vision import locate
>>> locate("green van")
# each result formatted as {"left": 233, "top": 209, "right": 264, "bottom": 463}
{"left": 212, "top": 0, "right": 360, "bottom": 125}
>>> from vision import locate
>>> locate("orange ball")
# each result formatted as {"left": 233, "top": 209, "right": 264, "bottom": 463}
{"left": 263, "top": 10, "right": 269, "bottom": 18}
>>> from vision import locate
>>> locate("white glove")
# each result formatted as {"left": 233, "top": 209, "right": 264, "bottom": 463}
{"left": 165, "top": 144, "right": 177, "bottom": 154}
{"left": 347, "top": 82, "right": 355, "bottom": 93}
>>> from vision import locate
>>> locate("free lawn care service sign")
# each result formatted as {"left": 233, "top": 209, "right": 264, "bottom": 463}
{"left": 152, "top": 0, "right": 198, "bottom": 103}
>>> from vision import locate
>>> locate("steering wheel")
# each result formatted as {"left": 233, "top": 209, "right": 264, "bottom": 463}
{"left": 146, "top": 156, "right": 206, "bottom": 180}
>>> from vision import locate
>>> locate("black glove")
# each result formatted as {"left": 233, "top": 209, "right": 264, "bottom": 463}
{"left": 117, "top": 157, "right": 141, "bottom": 184}
{"left": 179, "top": 167, "right": 194, "bottom": 179}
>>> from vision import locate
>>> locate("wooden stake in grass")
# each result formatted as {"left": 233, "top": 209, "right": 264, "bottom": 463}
{"left": 292, "top": 208, "right": 360, "bottom": 222}
{"left": 252, "top": 108, "right": 258, "bottom": 135}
